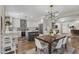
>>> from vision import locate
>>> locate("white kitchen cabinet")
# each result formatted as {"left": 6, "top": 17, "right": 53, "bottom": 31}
{"left": 2, "top": 33, "right": 16, "bottom": 54}
{"left": 1, "top": 16, "right": 17, "bottom": 54}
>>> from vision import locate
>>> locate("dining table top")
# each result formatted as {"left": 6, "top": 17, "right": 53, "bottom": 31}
{"left": 36, "top": 34, "right": 66, "bottom": 43}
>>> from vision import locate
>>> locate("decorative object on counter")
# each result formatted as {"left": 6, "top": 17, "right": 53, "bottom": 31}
{"left": 35, "top": 27, "right": 39, "bottom": 32}
{"left": 5, "top": 16, "right": 12, "bottom": 26}
{"left": 55, "top": 25, "right": 58, "bottom": 28}
{"left": 54, "top": 25, "right": 59, "bottom": 34}
{"left": 5, "top": 16, "right": 13, "bottom": 33}
{"left": 70, "top": 26, "right": 75, "bottom": 30}
{"left": 5, "top": 20, "right": 12, "bottom": 26}
{"left": 35, "top": 27, "right": 39, "bottom": 30}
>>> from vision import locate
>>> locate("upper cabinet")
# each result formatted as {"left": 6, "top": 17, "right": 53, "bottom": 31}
{"left": 5, "top": 16, "right": 13, "bottom": 33}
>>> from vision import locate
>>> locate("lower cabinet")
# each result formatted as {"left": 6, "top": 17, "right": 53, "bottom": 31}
{"left": 2, "top": 34, "right": 16, "bottom": 54}
{"left": 28, "top": 32, "right": 39, "bottom": 41}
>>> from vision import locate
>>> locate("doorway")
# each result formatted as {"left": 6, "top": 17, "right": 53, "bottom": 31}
{"left": 20, "top": 19, "right": 27, "bottom": 37}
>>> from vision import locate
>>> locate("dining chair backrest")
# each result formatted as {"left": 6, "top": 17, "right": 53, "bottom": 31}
{"left": 55, "top": 38, "right": 64, "bottom": 49}
{"left": 62, "top": 36, "right": 68, "bottom": 45}
{"left": 68, "top": 37, "right": 71, "bottom": 43}
{"left": 35, "top": 38, "right": 42, "bottom": 49}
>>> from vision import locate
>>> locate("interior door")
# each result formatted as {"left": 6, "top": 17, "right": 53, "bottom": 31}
{"left": 20, "top": 19, "right": 27, "bottom": 37}
{"left": 39, "top": 24, "right": 43, "bottom": 34}
{"left": 0, "top": 16, "right": 2, "bottom": 54}
{"left": 20, "top": 19, "right": 27, "bottom": 31}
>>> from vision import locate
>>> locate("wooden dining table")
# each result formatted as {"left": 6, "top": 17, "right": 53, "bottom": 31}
{"left": 36, "top": 34, "right": 66, "bottom": 54}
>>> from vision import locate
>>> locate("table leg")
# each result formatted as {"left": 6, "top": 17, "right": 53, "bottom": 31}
{"left": 65, "top": 44, "right": 67, "bottom": 51}
{"left": 65, "top": 44, "right": 67, "bottom": 49}
{"left": 48, "top": 43, "right": 51, "bottom": 54}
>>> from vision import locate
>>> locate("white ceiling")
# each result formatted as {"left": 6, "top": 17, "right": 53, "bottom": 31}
{"left": 5, "top": 5, "right": 49, "bottom": 18}
{"left": 5, "top": 5, "right": 79, "bottom": 22}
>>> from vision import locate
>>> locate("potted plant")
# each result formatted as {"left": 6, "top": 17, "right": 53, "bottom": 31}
{"left": 5, "top": 20, "right": 12, "bottom": 33}
{"left": 5, "top": 21, "right": 11, "bottom": 26}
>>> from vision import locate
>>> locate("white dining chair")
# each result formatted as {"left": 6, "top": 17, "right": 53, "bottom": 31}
{"left": 52, "top": 38, "right": 64, "bottom": 54}
{"left": 62, "top": 36, "right": 68, "bottom": 48}
{"left": 52, "top": 37, "right": 68, "bottom": 54}
{"left": 52, "top": 36, "right": 75, "bottom": 54}
{"left": 55, "top": 39, "right": 64, "bottom": 49}
{"left": 35, "top": 38, "right": 48, "bottom": 54}
{"left": 63, "top": 37, "right": 76, "bottom": 54}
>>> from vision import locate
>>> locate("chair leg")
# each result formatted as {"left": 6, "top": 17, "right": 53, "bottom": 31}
{"left": 63, "top": 44, "right": 68, "bottom": 53}
{"left": 53, "top": 49, "right": 58, "bottom": 53}
{"left": 35, "top": 46, "right": 37, "bottom": 51}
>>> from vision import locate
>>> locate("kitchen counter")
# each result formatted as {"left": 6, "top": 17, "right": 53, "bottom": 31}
{"left": 71, "top": 30, "right": 79, "bottom": 35}
{"left": 28, "top": 31, "right": 39, "bottom": 41}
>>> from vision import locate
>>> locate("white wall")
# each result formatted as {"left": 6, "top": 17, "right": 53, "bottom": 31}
{"left": 56, "top": 16, "right": 79, "bottom": 34}
{"left": 27, "top": 21, "right": 39, "bottom": 27}
{"left": 55, "top": 20, "right": 79, "bottom": 35}
{"left": 69, "top": 21, "right": 79, "bottom": 30}
{"left": 13, "top": 18, "right": 20, "bottom": 28}
{"left": 55, "top": 23, "right": 62, "bottom": 33}
{"left": 0, "top": 6, "right": 5, "bottom": 54}
{"left": 62, "top": 22, "right": 70, "bottom": 33}
{"left": 43, "top": 18, "right": 52, "bottom": 34}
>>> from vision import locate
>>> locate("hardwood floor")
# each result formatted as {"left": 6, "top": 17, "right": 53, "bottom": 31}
{"left": 71, "top": 35, "right": 79, "bottom": 53}
{"left": 16, "top": 37, "right": 36, "bottom": 54}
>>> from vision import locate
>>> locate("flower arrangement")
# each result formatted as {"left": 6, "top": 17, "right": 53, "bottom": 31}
{"left": 49, "top": 29, "right": 53, "bottom": 35}
{"left": 5, "top": 21, "right": 11, "bottom": 26}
